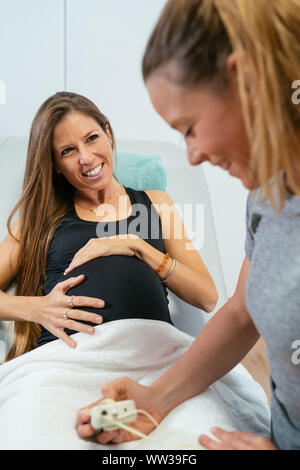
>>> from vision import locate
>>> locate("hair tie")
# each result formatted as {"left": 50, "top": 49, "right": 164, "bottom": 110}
{"left": 155, "top": 253, "right": 170, "bottom": 273}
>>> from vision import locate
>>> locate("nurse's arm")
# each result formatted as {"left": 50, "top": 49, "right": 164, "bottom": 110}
{"left": 76, "top": 257, "right": 260, "bottom": 445}
{"left": 151, "top": 255, "right": 260, "bottom": 417}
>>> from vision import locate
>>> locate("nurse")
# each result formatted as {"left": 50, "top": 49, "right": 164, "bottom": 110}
{"left": 76, "top": 0, "right": 300, "bottom": 450}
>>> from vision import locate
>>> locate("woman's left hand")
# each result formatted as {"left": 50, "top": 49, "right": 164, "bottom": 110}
{"left": 63, "top": 234, "right": 141, "bottom": 275}
{"left": 199, "top": 427, "right": 277, "bottom": 450}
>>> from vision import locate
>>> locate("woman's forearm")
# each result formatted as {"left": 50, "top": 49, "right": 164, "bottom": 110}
{"left": 162, "top": 260, "right": 217, "bottom": 312}
{"left": 134, "top": 239, "right": 217, "bottom": 312}
{"left": 150, "top": 297, "right": 260, "bottom": 418}
{"left": 0, "top": 290, "right": 36, "bottom": 321}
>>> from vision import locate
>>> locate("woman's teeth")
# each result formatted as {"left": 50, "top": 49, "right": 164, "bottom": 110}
{"left": 83, "top": 162, "right": 103, "bottom": 177}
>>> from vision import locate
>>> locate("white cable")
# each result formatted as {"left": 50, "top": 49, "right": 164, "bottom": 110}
{"left": 84, "top": 398, "right": 206, "bottom": 449}
{"left": 118, "top": 408, "right": 160, "bottom": 428}
{"left": 101, "top": 414, "right": 206, "bottom": 450}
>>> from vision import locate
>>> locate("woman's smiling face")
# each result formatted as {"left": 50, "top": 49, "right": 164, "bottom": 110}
{"left": 52, "top": 111, "right": 115, "bottom": 197}
{"left": 146, "top": 58, "right": 260, "bottom": 191}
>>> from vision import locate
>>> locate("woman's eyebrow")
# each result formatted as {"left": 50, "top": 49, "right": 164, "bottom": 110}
{"left": 58, "top": 129, "right": 99, "bottom": 150}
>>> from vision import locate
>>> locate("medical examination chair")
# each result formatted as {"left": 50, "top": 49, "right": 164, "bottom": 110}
{"left": 0, "top": 137, "right": 228, "bottom": 362}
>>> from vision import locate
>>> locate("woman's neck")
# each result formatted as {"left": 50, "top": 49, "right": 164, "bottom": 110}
{"left": 74, "top": 179, "right": 121, "bottom": 207}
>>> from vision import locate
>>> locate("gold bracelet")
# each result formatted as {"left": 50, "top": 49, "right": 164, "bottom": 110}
{"left": 155, "top": 253, "right": 170, "bottom": 273}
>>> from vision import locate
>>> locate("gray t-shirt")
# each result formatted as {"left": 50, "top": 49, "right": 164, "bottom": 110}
{"left": 245, "top": 188, "right": 300, "bottom": 450}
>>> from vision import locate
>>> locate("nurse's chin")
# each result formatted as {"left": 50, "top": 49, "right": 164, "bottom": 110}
{"left": 240, "top": 178, "right": 261, "bottom": 191}
{"left": 230, "top": 167, "right": 260, "bottom": 191}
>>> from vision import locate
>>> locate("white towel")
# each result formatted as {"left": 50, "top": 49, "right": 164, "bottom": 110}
{"left": 0, "top": 319, "right": 270, "bottom": 450}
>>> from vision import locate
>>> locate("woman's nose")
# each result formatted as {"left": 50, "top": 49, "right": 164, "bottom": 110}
{"left": 187, "top": 143, "right": 206, "bottom": 166}
{"left": 78, "top": 146, "right": 93, "bottom": 164}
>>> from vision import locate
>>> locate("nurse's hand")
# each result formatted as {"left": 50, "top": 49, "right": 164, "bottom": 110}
{"left": 76, "top": 377, "right": 163, "bottom": 444}
{"left": 63, "top": 234, "right": 140, "bottom": 275}
{"left": 199, "top": 428, "right": 277, "bottom": 450}
{"left": 31, "top": 274, "right": 105, "bottom": 348}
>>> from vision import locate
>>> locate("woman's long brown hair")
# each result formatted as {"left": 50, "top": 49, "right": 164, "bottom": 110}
{"left": 5, "top": 91, "right": 116, "bottom": 361}
{"left": 142, "top": 0, "right": 300, "bottom": 210}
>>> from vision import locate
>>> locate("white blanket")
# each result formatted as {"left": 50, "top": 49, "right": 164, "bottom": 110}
{"left": 0, "top": 319, "right": 271, "bottom": 450}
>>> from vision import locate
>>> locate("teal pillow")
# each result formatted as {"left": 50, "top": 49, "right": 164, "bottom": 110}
{"left": 113, "top": 152, "right": 166, "bottom": 191}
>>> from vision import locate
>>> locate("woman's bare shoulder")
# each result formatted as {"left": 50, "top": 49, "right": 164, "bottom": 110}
{"left": 144, "top": 190, "right": 172, "bottom": 206}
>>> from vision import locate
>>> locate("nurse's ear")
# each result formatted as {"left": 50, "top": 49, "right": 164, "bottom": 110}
{"left": 226, "top": 51, "right": 258, "bottom": 102}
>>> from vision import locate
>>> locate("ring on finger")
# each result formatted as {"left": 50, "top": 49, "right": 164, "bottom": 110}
{"left": 67, "top": 295, "right": 74, "bottom": 308}
{"left": 63, "top": 309, "right": 69, "bottom": 321}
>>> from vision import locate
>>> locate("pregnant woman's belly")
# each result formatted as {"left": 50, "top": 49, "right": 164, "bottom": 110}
{"left": 65, "top": 255, "right": 171, "bottom": 322}
{"left": 38, "top": 255, "right": 172, "bottom": 346}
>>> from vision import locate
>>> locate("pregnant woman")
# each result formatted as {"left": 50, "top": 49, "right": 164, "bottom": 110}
{"left": 0, "top": 90, "right": 218, "bottom": 360}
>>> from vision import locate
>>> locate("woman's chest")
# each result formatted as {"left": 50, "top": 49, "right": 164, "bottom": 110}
{"left": 245, "top": 216, "right": 300, "bottom": 356}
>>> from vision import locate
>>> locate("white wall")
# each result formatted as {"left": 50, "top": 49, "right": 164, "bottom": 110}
{"left": 0, "top": 0, "right": 248, "bottom": 298}
{"left": 0, "top": 0, "right": 65, "bottom": 137}
{"left": 66, "top": 0, "right": 179, "bottom": 144}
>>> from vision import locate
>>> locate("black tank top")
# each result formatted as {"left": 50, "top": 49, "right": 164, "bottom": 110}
{"left": 37, "top": 187, "right": 173, "bottom": 347}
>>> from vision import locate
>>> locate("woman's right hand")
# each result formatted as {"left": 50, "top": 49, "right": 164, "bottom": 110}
{"left": 31, "top": 274, "right": 105, "bottom": 348}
